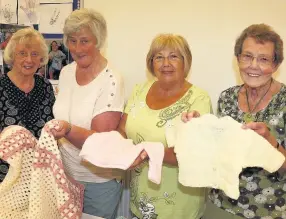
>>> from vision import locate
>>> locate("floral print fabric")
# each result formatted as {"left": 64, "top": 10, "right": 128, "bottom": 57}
{"left": 124, "top": 80, "right": 212, "bottom": 219}
{"left": 210, "top": 84, "right": 286, "bottom": 219}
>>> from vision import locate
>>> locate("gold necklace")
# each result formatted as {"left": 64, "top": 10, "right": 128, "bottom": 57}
{"left": 243, "top": 78, "right": 273, "bottom": 123}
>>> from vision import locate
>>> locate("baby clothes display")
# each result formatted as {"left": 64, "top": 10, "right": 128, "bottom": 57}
{"left": 0, "top": 120, "right": 84, "bottom": 219}
{"left": 79, "top": 131, "right": 164, "bottom": 184}
{"left": 166, "top": 114, "right": 285, "bottom": 199}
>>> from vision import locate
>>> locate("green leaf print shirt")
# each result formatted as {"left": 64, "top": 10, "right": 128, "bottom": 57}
{"left": 124, "top": 80, "right": 212, "bottom": 219}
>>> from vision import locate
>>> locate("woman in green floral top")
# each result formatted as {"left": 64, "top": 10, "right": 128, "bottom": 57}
{"left": 201, "top": 24, "right": 286, "bottom": 219}
{"left": 118, "top": 34, "right": 212, "bottom": 219}
{"left": 49, "top": 33, "right": 212, "bottom": 219}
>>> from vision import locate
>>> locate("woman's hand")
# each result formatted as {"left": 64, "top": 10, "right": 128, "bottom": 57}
{"left": 50, "top": 120, "right": 71, "bottom": 140}
{"left": 181, "top": 110, "right": 200, "bottom": 123}
{"left": 163, "top": 147, "right": 178, "bottom": 166}
{"left": 242, "top": 122, "right": 277, "bottom": 147}
{"left": 128, "top": 150, "right": 148, "bottom": 169}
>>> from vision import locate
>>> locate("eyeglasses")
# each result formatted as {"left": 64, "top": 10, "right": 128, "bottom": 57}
{"left": 16, "top": 51, "right": 40, "bottom": 60}
{"left": 238, "top": 53, "right": 274, "bottom": 67}
{"left": 153, "top": 54, "right": 183, "bottom": 64}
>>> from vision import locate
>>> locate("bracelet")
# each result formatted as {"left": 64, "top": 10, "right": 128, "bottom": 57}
{"left": 65, "top": 122, "right": 72, "bottom": 135}
{"left": 276, "top": 141, "right": 280, "bottom": 150}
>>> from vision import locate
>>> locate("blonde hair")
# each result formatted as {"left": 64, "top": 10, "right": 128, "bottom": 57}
{"left": 146, "top": 34, "right": 192, "bottom": 77}
{"left": 63, "top": 8, "right": 107, "bottom": 49}
{"left": 4, "top": 27, "right": 49, "bottom": 66}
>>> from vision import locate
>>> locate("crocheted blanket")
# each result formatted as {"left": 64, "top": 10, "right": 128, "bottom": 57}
{"left": 0, "top": 120, "right": 84, "bottom": 219}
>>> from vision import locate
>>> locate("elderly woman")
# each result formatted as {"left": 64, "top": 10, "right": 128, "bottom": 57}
{"left": 117, "top": 34, "right": 212, "bottom": 219}
{"left": 52, "top": 8, "right": 125, "bottom": 219}
{"left": 196, "top": 24, "right": 286, "bottom": 219}
{"left": 53, "top": 33, "right": 212, "bottom": 218}
{"left": 0, "top": 27, "right": 55, "bottom": 181}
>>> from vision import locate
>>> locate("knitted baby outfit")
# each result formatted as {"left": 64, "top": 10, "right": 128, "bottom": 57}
{"left": 79, "top": 131, "right": 164, "bottom": 184}
{"left": 166, "top": 114, "right": 285, "bottom": 199}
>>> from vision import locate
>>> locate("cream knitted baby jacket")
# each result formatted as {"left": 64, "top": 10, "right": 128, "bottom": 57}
{"left": 166, "top": 114, "right": 285, "bottom": 199}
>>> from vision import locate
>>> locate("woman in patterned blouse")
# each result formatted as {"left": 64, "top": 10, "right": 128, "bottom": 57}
{"left": 186, "top": 24, "right": 286, "bottom": 219}
{"left": 0, "top": 27, "right": 55, "bottom": 182}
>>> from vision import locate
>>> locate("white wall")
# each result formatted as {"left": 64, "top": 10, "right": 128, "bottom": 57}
{"left": 84, "top": 0, "right": 286, "bottom": 110}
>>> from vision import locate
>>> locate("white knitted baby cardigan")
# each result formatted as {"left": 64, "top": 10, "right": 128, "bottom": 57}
{"left": 166, "top": 114, "right": 285, "bottom": 199}
{"left": 0, "top": 120, "right": 84, "bottom": 219}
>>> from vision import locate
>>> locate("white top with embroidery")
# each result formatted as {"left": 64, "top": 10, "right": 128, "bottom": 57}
{"left": 53, "top": 62, "right": 125, "bottom": 183}
{"left": 167, "top": 114, "right": 285, "bottom": 199}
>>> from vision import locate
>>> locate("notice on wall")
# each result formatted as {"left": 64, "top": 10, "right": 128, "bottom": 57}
{"left": 0, "top": 0, "right": 17, "bottom": 24}
{"left": 18, "top": 0, "right": 40, "bottom": 25}
{"left": 39, "top": 3, "right": 73, "bottom": 34}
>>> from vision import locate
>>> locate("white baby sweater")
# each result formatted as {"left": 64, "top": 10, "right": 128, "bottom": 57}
{"left": 166, "top": 114, "right": 285, "bottom": 199}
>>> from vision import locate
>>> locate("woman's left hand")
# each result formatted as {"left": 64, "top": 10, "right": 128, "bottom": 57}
{"left": 50, "top": 120, "right": 71, "bottom": 140}
{"left": 181, "top": 110, "right": 200, "bottom": 123}
{"left": 242, "top": 122, "right": 277, "bottom": 147}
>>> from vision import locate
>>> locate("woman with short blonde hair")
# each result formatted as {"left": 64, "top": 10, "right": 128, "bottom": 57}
{"left": 4, "top": 27, "right": 49, "bottom": 67}
{"left": 118, "top": 33, "right": 211, "bottom": 219}
{"left": 0, "top": 27, "right": 55, "bottom": 182}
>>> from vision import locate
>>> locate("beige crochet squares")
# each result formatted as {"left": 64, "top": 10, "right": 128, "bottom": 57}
{"left": 0, "top": 121, "right": 84, "bottom": 219}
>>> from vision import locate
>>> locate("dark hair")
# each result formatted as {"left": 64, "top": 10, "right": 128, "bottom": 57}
{"left": 50, "top": 41, "right": 58, "bottom": 51}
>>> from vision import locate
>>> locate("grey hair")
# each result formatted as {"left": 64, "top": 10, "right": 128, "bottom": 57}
{"left": 234, "top": 23, "right": 284, "bottom": 66}
{"left": 63, "top": 8, "right": 107, "bottom": 49}
{"left": 4, "top": 27, "right": 49, "bottom": 66}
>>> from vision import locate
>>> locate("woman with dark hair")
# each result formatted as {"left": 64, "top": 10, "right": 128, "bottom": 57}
{"left": 48, "top": 40, "right": 66, "bottom": 79}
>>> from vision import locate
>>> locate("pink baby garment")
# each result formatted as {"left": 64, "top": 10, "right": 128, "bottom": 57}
{"left": 0, "top": 120, "right": 84, "bottom": 219}
{"left": 79, "top": 131, "right": 164, "bottom": 184}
